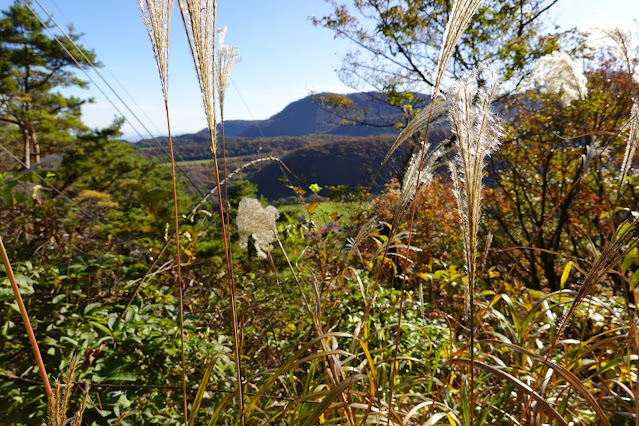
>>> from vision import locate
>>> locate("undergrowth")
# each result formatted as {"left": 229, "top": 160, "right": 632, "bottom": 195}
{"left": 0, "top": 0, "right": 638, "bottom": 425}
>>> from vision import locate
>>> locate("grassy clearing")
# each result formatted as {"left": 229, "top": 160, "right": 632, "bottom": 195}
{"left": 277, "top": 201, "right": 363, "bottom": 223}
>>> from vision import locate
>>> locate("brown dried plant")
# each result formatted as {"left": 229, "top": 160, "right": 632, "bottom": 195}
{"left": 44, "top": 356, "right": 89, "bottom": 426}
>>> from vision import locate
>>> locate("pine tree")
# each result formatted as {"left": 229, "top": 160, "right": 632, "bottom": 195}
{"left": 0, "top": 0, "right": 96, "bottom": 168}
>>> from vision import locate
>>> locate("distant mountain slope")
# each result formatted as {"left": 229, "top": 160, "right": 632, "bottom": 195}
{"left": 184, "top": 91, "right": 425, "bottom": 139}
{"left": 233, "top": 92, "right": 398, "bottom": 137}
{"left": 247, "top": 135, "right": 407, "bottom": 199}
{"left": 136, "top": 91, "right": 430, "bottom": 145}
{"left": 131, "top": 91, "right": 450, "bottom": 199}
{"left": 248, "top": 123, "right": 451, "bottom": 200}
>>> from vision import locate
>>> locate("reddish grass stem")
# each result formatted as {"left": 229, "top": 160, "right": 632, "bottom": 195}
{"left": 209, "top": 129, "right": 245, "bottom": 424}
{"left": 163, "top": 101, "right": 189, "bottom": 425}
{"left": 0, "top": 235, "right": 52, "bottom": 400}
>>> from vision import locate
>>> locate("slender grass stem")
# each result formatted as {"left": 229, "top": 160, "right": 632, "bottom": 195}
{"left": 0, "top": 235, "right": 52, "bottom": 400}
{"left": 209, "top": 129, "right": 244, "bottom": 424}
{"left": 220, "top": 116, "right": 233, "bottom": 273}
{"left": 163, "top": 101, "right": 189, "bottom": 425}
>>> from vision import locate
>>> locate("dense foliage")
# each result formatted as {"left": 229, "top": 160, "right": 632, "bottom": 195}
{"left": 0, "top": 0, "right": 638, "bottom": 425}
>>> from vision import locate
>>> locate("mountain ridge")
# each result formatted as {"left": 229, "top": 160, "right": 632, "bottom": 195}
{"left": 132, "top": 91, "right": 447, "bottom": 200}
{"left": 186, "top": 91, "right": 430, "bottom": 139}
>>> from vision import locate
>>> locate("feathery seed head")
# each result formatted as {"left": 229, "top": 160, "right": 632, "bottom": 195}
{"left": 347, "top": 216, "right": 380, "bottom": 260}
{"left": 588, "top": 24, "right": 637, "bottom": 78}
{"left": 216, "top": 26, "right": 240, "bottom": 115}
{"left": 138, "top": 0, "right": 173, "bottom": 99}
{"left": 237, "top": 197, "right": 279, "bottom": 259}
{"left": 392, "top": 141, "right": 447, "bottom": 231}
{"left": 177, "top": 0, "right": 218, "bottom": 148}
{"left": 449, "top": 65, "right": 502, "bottom": 162}
{"left": 448, "top": 64, "right": 502, "bottom": 313}
{"left": 434, "top": 0, "right": 483, "bottom": 99}
{"left": 218, "top": 26, "right": 227, "bottom": 45}
{"left": 619, "top": 102, "right": 639, "bottom": 192}
{"left": 532, "top": 50, "right": 588, "bottom": 106}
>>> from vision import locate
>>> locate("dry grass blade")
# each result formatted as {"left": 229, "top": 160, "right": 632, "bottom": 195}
{"left": 188, "top": 354, "right": 229, "bottom": 426}
{"left": 242, "top": 332, "right": 352, "bottom": 417}
{"left": 451, "top": 358, "right": 570, "bottom": 426}
{"left": 434, "top": 0, "right": 483, "bottom": 98}
{"left": 402, "top": 400, "right": 461, "bottom": 425}
{"left": 480, "top": 339, "right": 611, "bottom": 426}
{"left": 300, "top": 374, "right": 368, "bottom": 426}
{"left": 382, "top": 98, "right": 448, "bottom": 165}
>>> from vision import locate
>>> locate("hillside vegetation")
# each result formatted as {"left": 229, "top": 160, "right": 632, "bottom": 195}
{"left": 1, "top": 1, "right": 638, "bottom": 425}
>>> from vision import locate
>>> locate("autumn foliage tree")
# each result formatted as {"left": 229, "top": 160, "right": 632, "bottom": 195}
{"left": 314, "top": 0, "right": 564, "bottom": 127}
{"left": 484, "top": 55, "right": 638, "bottom": 291}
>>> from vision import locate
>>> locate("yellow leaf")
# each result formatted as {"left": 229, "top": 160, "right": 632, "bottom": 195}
{"left": 307, "top": 202, "right": 318, "bottom": 214}
{"left": 560, "top": 261, "right": 572, "bottom": 289}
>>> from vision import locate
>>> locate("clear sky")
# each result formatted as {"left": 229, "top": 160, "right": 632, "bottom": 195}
{"left": 1, "top": 0, "right": 638, "bottom": 140}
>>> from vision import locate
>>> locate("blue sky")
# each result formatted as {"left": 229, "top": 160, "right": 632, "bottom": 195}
{"left": 2, "top": 0, "right": 638, "bottom": 140}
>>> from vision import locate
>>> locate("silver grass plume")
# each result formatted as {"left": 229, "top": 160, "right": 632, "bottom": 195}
{"left": 619, "top": 103, "right": 639, "bottom": 194}
{"left": 589, "top": 24, "right": 638, "bottom": 81}
{"left": 374, "top": 228, "right": 420, "bottom": 259}
{"left": 532, "top": 50, "right": 588, "bottom": 107}
{"left": 556, "top": 216, "right": 638, "bottom": 339}
{"left": 392, "top": 141, "right": 448, "bottom": 232}
{"left": 347, "top": 216, "right": 381, "bottom": 261}
{"left": 177, "top": 0, "right": 217, "bottom": 150}
{"left": 216, "top": 26, "right": 240, "bottom": 117}
{"left": 448, "top": 64, "right": 503, "bottom": 314}
{"left": 383, "top": 99, "right": 448, "bottom": 165}
{"left": 138, "top": 0, "right": 173, "bottom": 99}
{"left": 433, "top": 0, "right": 483, "bottom": 99}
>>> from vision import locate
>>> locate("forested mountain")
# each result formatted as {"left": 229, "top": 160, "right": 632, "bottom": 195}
{"left": 132, "top": 91, "right": 445, "bottom": 199}
{"left": 211, "top": 91, "right": 419, "bottom": 138}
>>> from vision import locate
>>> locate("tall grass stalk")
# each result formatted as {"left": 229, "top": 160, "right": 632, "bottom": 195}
{"left": 176, "top": 1, "right": 244, "bottom": 421}
{"left": 215, "top": 26, "right": 240, "bottom": 282}
{"left": 0, "top": 234, "right": 52, "bottom": 400}
{"left": 448, "top": 65, "right": 502, "bottom": 426}
{"left": 137, "top": 0, "right": 189, "bottom": 423}
{"left": 384, "top": 1, "right": 484, "bottom": 423}
{"left": 520, "top": 216, "right": 638, "bottom": 422}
